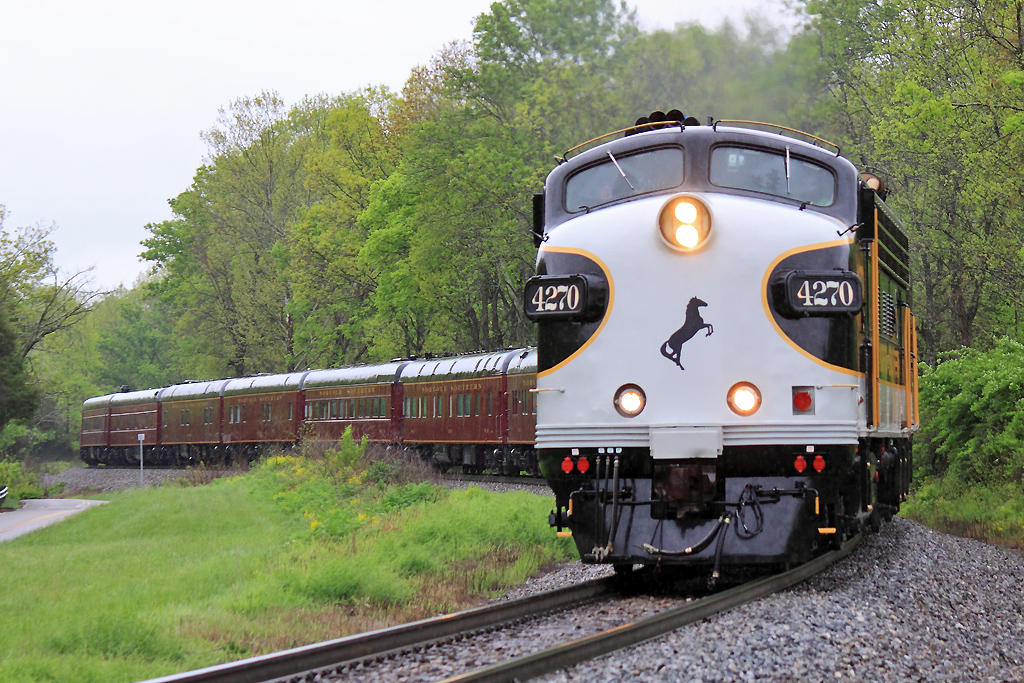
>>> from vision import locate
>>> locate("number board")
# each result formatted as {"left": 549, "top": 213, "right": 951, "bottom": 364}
{"left": 524, "top": 275, "right": 589, "bottom": 320}
{"left": 783, "top": 271, "right": 863, "bottom": 315}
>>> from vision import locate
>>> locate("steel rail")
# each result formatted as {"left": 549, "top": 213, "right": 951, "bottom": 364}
{"left": 441, "top": 535, "right": 861, "bottom": 683}
{"left": 142, "top": 577, "right": 616, "bottom": 683}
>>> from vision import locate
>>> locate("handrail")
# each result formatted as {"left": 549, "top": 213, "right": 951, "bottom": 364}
{"left": 712, "top": 120, "right": 841, "bottom": 155}
{"left": 560, "top": 120, "right": 685, "bottom": 161}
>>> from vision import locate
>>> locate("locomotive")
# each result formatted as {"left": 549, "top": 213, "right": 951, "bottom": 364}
{"left": 80, "top": 348, "right": 538, "bottom": 474}
{"left": 527, "top": 113, "right": 917, "bottom": 576}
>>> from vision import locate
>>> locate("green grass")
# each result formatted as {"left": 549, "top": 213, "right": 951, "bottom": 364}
{"left": 902, "top": 476, "right": 1024, "bottom": 549}
{"left": 0, "top": 451, "right": 572, "bottom": 682}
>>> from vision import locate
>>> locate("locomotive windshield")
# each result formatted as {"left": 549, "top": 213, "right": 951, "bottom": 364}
{"left": 565, "top": 146, "right": 684, "bottom": 212}
{"left": 710, "top": 146, "right": 835, "bottom": 206}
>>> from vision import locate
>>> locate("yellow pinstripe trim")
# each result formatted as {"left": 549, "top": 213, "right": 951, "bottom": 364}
{"left": 536, "top": 246, "right": 615, "bottom": 378}
{"left": 912, "top": 313, "right": 920, "bottom": 426}
{"left": 871, "top": 210, "right": 881, "bottom": 427}
{"left": 760, "top": 238, "right": 864, "bottom": 378}
{"left": 903, "top": 309, "right": 914, "bottom": 428}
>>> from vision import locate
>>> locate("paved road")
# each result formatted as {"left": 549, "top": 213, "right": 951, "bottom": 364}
{"left": 0, "top": 499, "right": 108, "bottom": 543}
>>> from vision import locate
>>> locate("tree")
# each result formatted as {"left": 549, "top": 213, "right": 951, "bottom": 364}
{"left": 802, "top": 0, "right": 1024, "bottom": 359}
{"left": 0, "top": 209, "right": 98, "bottom": 359}
{"left": 143, "top": 92, "right": 322, "bottom": 376}
{"left": 0, "top": 309, "right": 36, "bottom": 432}
{"left": 287, "top": 89, "right": 400, "bottom": 367}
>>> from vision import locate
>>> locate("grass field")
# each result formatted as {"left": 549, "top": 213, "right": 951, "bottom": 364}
{"left": 0, "top": 446, "right": 572, "bottom": 682}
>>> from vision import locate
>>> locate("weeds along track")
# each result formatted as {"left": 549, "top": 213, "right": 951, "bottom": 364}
{"left": 147, "top": 536, "right": 859, "bottom": 683}
{"left": 144, "top": 577, "right": 616, "bottom": 683}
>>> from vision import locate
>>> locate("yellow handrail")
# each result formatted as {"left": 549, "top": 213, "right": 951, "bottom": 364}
{"left": 712, "top": 120, "right": 841, "bottom": 155}
{"left": 561, "top": 121, "right": 684, "bottom": 160}
{"left": 871, "top": 209, "right": 881, "bottom": 429}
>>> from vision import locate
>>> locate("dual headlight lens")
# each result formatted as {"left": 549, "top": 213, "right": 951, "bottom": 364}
{"left": 660, "top": 196, "right": 710, "bottom": 251}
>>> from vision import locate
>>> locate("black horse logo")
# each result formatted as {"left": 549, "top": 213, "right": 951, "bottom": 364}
{"left": 660, "top": 297, "right": 713, "bottom": 370}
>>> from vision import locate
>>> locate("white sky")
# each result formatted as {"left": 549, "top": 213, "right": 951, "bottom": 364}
{"left": 0, "top": 0, "right": 793, "bottom": 292}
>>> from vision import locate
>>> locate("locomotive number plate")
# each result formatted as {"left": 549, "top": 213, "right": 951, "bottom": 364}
{"left": 784, "top": 271, "right": 863, "bottom": 314}
{"left": 524, "top": 275, "right": 587, "bottom": 320}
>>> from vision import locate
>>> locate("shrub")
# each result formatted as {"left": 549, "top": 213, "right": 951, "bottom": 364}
{"left": 0, "top": 457, "right": 43, "bottom": 506}
{"left": 916, "top": 337, "right": 1024, "bottom": 485}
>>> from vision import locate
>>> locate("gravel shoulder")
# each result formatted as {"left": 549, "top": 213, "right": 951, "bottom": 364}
{"left": 40, "top": 466, "right": 237, "bottom": 494}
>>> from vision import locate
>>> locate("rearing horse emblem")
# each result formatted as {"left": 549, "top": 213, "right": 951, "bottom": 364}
{"left": 659, "top": 296, "right": 713, "bottom": 370}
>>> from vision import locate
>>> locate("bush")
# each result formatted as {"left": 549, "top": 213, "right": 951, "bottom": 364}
{"left": 916, "top": 337, "right": 1024, "bottom": 485}
{"left": 0, "top": 458, "right": 43, "bottom": 506}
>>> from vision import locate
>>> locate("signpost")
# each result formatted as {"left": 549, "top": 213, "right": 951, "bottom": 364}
{"left": 137, "top": 433, "right": 145, "bottom": 487}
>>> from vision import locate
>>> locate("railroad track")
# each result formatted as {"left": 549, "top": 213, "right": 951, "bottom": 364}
{"left": 439, "top": 473, "right": 546, "bottom": 486}
{"left": 147, "top": 536, "right": 859, "bottom": 683}
{"left": 145, "top": 576, "right": 617, "bottom": 683}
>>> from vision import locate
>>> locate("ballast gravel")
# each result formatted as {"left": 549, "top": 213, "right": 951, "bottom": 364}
{"left": 540, "top": 517, "right": 1024, "bottom": 682}
{"left": 325, "top": 517, "right": 1023, "bottom": 682}
{"left": 41, "top": 466, "right": 205, "bottom": 493}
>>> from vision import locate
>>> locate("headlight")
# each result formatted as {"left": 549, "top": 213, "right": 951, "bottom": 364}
{"left": 727, "top": 381, "right": 761, "bottom": 416}
{"left": 659, "top": 196, "right": 710, "bottom": 251}
{"left": 614, "top": 384, "right": 646, "bottom": 417}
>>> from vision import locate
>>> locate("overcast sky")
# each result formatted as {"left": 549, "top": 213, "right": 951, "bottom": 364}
{"left": 0, "top": 0, "right": 794, "bottom": 292}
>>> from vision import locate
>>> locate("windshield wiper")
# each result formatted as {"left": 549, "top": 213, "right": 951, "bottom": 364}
{"left": 607, "top": 151, "right": 635, "bottom": 190}
{"left": 785, "top": 145, "right": 791, "bottom": 196}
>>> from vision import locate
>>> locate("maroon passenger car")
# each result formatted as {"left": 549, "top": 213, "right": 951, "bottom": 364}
{"left": 79, "top": 349, "right": 539, "bottom": 473}
{"left": 301, "top": 362, "right": 407, "bottom": 444}
{"left": 158, "top": 379, "right": 231, "bottom": 465}
{"left": 399, "top": 349, "right": 538, "bottom": 474}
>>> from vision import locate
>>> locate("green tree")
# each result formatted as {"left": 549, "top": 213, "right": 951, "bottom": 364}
{"left": 802, "top": 0, "right": 1024, "bottom": 359}
{"left": 287, "top": 89, "right": 400, "bottom": 367}
{"left": 0, "top": 309, "right": 37, "bottom": 432}
{"left": 143, "top": 92, "right": 323, "bottom": 376}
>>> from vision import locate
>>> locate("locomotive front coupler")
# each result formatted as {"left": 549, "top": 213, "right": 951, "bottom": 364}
{"left": 705, "top": 482, "right": 820, "bottom": 516}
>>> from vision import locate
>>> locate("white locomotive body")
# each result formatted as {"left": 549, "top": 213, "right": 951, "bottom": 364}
{"left": 530, "top": 116, "right": 917, "bottom": 572}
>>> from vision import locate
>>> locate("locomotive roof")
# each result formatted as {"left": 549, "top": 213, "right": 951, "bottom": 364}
{"left": 301, "top": 362, "right": 406, "bottom": 389}
{"left": 222, "top": 371, "right": 313, "bottom": 396}
{"left": 543, "top": 121, "right": 860, "bottom": 230}
{"left": 399, "top": 349, "right": 529, "bottom": 382}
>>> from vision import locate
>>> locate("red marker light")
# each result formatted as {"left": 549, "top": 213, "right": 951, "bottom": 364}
{"left": 794, "top": 455, "right": 808, "bottom": 473}
{"left": 561, "top": 457, "right": 574, "bottom": 474}
{"left": 812, "top": 455, "right": 826, "bottom": 473}
{"left": 793, "top": 391, "right": 812, "bottom": 412}
{"left": 576, "top": 456, "right": 590, "bottom": 474}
